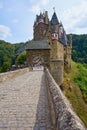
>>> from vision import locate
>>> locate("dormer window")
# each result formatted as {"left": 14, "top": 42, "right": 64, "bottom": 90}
{"left": 59, "top": 26, "right": 63, "bottom": 38}
{"left": 38, "top": 19, "right": 44, "bottom": 23}
{"left": 52, "top": 33, "right": 58, "bottom": 40}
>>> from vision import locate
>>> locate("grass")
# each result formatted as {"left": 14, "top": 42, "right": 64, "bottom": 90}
{"left": 61, "top": 61, "right": 87, "bottom": 127}
{"left": 72, "top": 62, "right": 87, "bottom": 103}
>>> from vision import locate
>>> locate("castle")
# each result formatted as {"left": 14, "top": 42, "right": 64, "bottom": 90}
{"left": 26, "top": 10, "right": 72, "bottom": 85}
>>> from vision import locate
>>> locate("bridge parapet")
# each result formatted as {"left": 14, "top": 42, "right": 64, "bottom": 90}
{"left": 45, "top": 68, "right": 87, "bottom": 130}
{"left": 0, "top": 68, "right": 29, "bottom": 82}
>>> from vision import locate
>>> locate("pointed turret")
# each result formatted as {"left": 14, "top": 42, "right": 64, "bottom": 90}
{"left": 38, "top": 12, "right": 44, "bottom": 23}
{"left": 51, "top": 25, "right": 58, "bottom": 40}
{"left": 51, "top": 10, "right": 59, "bottom": 40}
{"left": 51, "top": 12, "right": 59, "bottom": 25}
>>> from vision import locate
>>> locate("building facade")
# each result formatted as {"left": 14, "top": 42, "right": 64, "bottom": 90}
{"left": 26, "top": 10, "right": 72, "bottom": 85}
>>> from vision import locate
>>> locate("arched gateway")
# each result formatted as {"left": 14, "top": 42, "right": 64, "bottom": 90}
{"left": 26, "top": 40, "right": 50, "bottom": 70}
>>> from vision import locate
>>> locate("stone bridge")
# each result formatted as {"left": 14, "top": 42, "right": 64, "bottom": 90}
{"left": 0, "top": 68, "right": 86, "bottom": 130}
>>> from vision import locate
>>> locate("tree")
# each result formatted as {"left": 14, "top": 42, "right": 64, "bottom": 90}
{"left": 1, "top": 61, "right": 11, "bottom": 72}
{"left": 67, "top": 34, "right": 87, "bottom": 63}
{"left": 16, "top": 51, "right": 26, "bottom": 65}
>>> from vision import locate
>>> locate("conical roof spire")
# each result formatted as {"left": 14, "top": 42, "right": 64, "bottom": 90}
{"left": 51, "top": 8, "right": 59, "bottom": 25}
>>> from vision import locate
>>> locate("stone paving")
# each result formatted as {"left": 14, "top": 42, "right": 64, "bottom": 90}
{"left": 0, "top": 70, "right": 52, "bottom": 130}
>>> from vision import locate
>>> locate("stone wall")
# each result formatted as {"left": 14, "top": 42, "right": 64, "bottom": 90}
{"left": 50, "top": 41, "right": 64, "bottom": 60}
{"left": 34, "top": 22, "right": 48, "bottom": 40}
{"left": 0, "top": 68, "right": 29, "bottom": 82}
{"left": 45, "top": 68, "right": 87, "bottom": 130}
{"left": 26, "top": 49, "right": 50, "bottom": 68}
{"left": 50, "top": 60, "right": 63, "bottom": 85}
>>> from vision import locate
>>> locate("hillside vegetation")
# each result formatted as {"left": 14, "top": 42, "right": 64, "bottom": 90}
{"left": 61, "top": 61, "right": 87, "bottom": 127}
{"left": 0, "top": 40, "right": 23, "bottom": 72}
{"left": 71, "top": 34, "right": 87, "bottom": 63}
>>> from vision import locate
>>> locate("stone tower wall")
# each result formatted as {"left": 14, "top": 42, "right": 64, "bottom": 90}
{"left": 34, "top": 23, "right": 49, "bottom": 40}
{"left": 49, "top": 40, "right": 64, "bottom": 85}
{"left": 50, "top": 60, "right": 64, "bottom": 85}
{"left": 26, "top": 49, "right": 50, "bottom": 69}
{"left": 50, "top": 41, "right": 64, "bottom": 60}
{"left": 66, "top": 45, "right": 72, "bottom": 69}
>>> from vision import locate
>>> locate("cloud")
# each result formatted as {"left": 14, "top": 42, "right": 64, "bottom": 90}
{"left": 13, "top": 19, "right": 19, "bottom": 23}
{"left": 0, "top": 25, "right": 12, "bottom": 39}
{"left": 29, "top": 5, "right": 40, "bottom": 14}
{"left": 30, "top": 0, "right": 49, "bottom": 6}
{"left": 61, "top": 0, "right": 87, "bottom": 34}
{"left": 29, "top": 0, "right": 49, "bottom": 14}
{"left": 37, "top": 0, "right": 49, "bottom": 6}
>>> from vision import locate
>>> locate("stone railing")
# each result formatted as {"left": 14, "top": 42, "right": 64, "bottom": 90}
{"left": 45, "top": 68, "right": 87, "bottom": 130}
{"left": 0, "top": 68, "right": 29, "bottom": 82}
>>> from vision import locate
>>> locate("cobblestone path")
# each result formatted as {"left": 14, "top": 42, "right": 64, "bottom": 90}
{"left": 0, "top": 70, "right": 52, "bottom": 130}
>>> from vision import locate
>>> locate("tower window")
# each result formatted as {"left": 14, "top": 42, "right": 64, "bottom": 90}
{"left": 52, "top": 33, "right": 58, "bottom": 40}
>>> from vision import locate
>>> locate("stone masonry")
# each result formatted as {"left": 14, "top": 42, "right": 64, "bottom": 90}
{"left": 0, "top": 69, "right": 54, "bottom": 130}
{"left": 0, "top": 67, "right": 87, "bottom": 130}
{"left": 0, "top": 68, "right": 29, "bottom": 82}
{"left": 46, "top": 68, "right": 87, "bottom": 130}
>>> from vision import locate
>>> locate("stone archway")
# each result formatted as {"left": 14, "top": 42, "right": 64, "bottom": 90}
{"left": 26, "top": 49, "right": 50, "bottom": 70}
{"left": 32, "top": 55, "right": 44, "bottom": 70}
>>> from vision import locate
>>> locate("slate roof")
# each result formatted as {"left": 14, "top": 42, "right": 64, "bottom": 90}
{"left": 52, "top": 25, "right": 56, "bottom": 33}
{"left": 26, "top": 40, "right": 50, "bottom": 50}
{"left": 39, "top": 13, "right": 44, "bottom": 19}
{"left": 59, "top": 30, "right": 67, "bottom": 45}
{"left": 51, "top": 12, "right": 59, "bottom": 25}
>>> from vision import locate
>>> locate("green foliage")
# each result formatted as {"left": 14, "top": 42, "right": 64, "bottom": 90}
{"left": 1, "top": 61, "right": 11, "bottom": 72}
{"left": 0, "top": 40, "right": 25, "bottom": 72}
{"left": 73, "top": 63, "right": 87, "bottom": 102}
{"left": 16, "top": 51, "right": 26, "bottom": 65}
{"left": 64, "top": 61, "right": 87, "bottom": 126}
{"left": 0, "top": 40, "right": 14, "bottom": 68}
{"left": 68, "top": 34, "right": 87, "bottom": 63}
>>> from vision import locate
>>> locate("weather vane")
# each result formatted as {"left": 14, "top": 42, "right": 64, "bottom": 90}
{"left": 53, "top": 7, "right": 55, "bottom": 12}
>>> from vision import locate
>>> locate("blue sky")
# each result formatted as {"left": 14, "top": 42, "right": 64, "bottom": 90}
{"left": 0, "top": 0, "right": 87, "bottom": 43}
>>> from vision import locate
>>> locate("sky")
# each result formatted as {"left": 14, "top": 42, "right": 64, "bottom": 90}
{"left": 0, "top": 0, "right": 87, "bottom": 43}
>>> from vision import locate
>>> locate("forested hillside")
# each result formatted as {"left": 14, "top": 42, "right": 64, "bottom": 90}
{"left": 71, "top": 34, "right": 87, "bottom": 63}
{"left": 0, "top": 40, "right": 23, "bottom": 72}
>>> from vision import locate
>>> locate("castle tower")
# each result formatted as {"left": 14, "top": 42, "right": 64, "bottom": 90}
{"left": 49, "top": 11, "right": 64, "bottom": 85}
{"left": 51, "top": 11, "right": 60, "bottom": 36}
{"left": 33, "top": 11, "right": 49, "bottom": 40}
{"left": 26, "top": 9, "right": 72, "bottom": 85}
